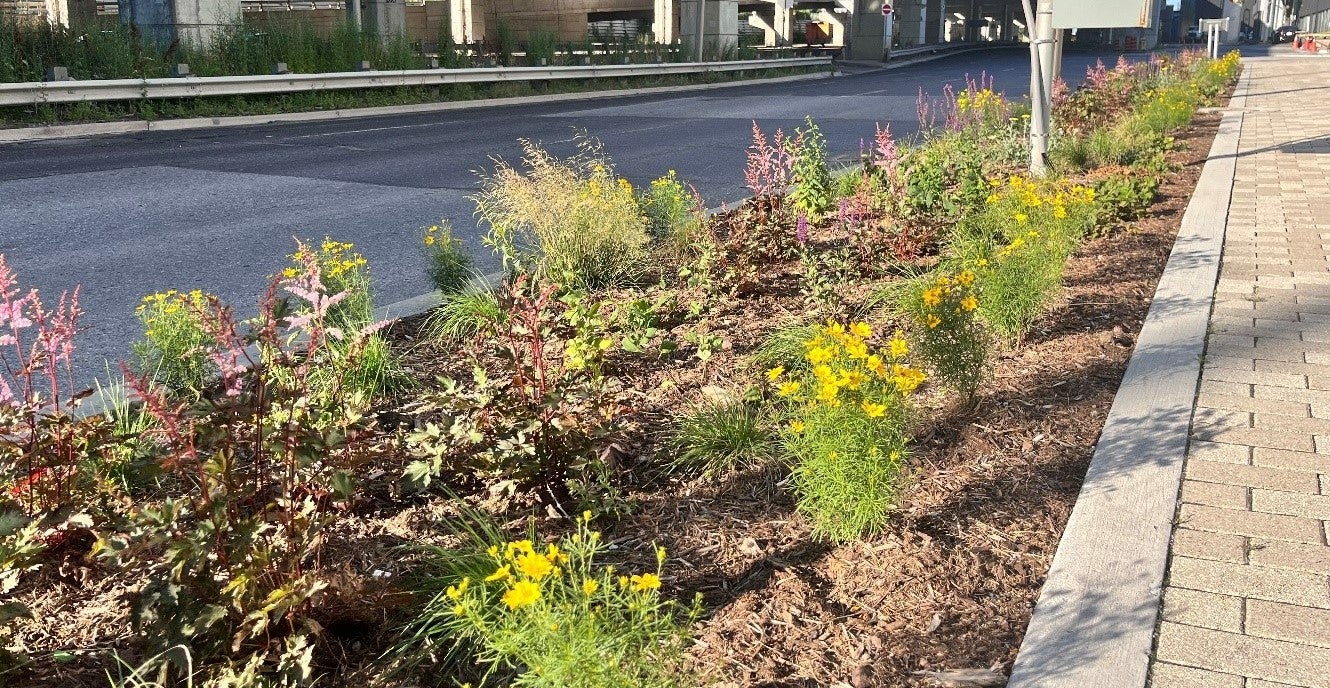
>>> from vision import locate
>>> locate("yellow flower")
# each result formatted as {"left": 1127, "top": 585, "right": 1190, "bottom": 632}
{"left": 777, "top": 381, "right": 801, "bottom": 397}
{"left": 546, "top": 543, "right": 568, "bottom": 565}
{"left": 618, "top": 575, "right": 630, "bottom": 588}
{"left": 1014, "top": 213, "right": 1029, "bottom": 224}
{"left": 582, "top": 579, "right": 600, "bottom": 596}
{"left": 825, "top": 321, "right": 846, "bottom": 337}
{"left": 892, "top": 364, "right": 926, "bottom": 394}
{"left": 506, "top": 540, "right": 535, "bottom": 559}
{"left": 516, "top": 552, "right": 554, "bottom": 580}
{"left": 582, "top": 510, "right": 593, "bottom": 523}
{"left": 842, "top": 370, "right": 868, "bottom": 390}
{"left": 922, "top": 288, "right": 943, "bottom": 307}
{"left": 1054, "top": 205, "right": 1068, "bottom": 219}
{"left": 502, "top": 580, "right": 542, "bottom": 610}
{"left": 486, "top": 565, "right": 511, "bottom": 582}
{"left": 844, "top": 340, "right": 869, "bottom": 360}
{"left": 453, "top": 603, "right": 466, "bottom": 616}
{"left": 956, "top": 270, "right": 975, "bottom": 287}
{"left": 789, "top": 420, "right": 805, "bottom": 433}
{"left": 424, "top": 235, "right": 436, "bottom": 246}
{"left": 766, "top": 366, "right": 785, "bottom": 381}
{"left": 446, "top": 577, "right": 470, "bottom": 600}
{"left": 974, "top": 258, "right": 989, "bottom": 268}
{"left": 630, "top": 573, "right": 661, "bottom": 592}
{"left": 817, "top": 382, "right": 841, "bottom": 403}
{"left": 865, "top": 354, "right": 884, "bottom": 374}
{"left": 926, "top": 314, "right": 941, "bottom": 329}
{"left": 850, "top": 322, "right": 873, "bottom": 339}
{"left": 889, "top": 336, "right": 908, "bottom": 359}
{"left": 807, "top": 346, "right": 833, "bottom": 365}
{"left": 960, "top": 295, "right": 978, "bottom": 312}
{"left": 657, "top": 546, "right": 668, "bottom": 565}
{"left": 861, "top": 401, "right": 887, "bottom": 418}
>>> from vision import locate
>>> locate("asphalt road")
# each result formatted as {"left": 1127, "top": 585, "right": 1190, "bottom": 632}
{"left": 0, "top": 46, "right": 1125, "bottom": 386}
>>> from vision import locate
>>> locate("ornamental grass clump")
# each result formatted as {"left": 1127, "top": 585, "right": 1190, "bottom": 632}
{"left": 668, "top": 396, "right": 772, "bottom": 477}
{"left": 475, "top": 137, "right": 650, "bottom": 289}
{"left": 901, "top": 269, "right": 991, "bottom": 402}
{"left": 133, "top": 289, "right": 215, "bottom": 396}
{"left": 432, "top": 514, "right": 700, "bottom": 688}
{"left": 772, "top": 321, "right": 926, "bottom": 542}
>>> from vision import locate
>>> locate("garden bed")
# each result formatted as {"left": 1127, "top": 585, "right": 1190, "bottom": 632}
{"left": 2, "top": 53, "right": 1235, "bottom": 688}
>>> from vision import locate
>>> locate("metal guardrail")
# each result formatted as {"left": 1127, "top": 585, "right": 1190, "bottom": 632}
{"left": 0, "top": 57, "right": 831, "bottom": 107}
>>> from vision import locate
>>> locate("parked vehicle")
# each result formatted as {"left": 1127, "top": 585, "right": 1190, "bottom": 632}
{"left": 1274, "top": 25, "right": 1298, "bottom": 42}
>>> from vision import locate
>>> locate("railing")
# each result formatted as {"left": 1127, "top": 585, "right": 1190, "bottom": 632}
{"left": 0, "top": 56, "right": 831, "bottom": 107}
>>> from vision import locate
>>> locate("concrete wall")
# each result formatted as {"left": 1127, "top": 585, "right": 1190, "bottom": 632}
{"left": 480, "top": 0, "right": 654, "bottom": 42}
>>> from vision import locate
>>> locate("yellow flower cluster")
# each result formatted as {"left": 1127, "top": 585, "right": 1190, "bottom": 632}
{"left": 957, "top": 87, "right": 1003, "bottom": 115}
{"left": 771, "top": 321, "right": 924, "bottom": 424}
{"left": 136, "top": 289, "right": 210, "bottom": 341}
{"left": 284, "top": 238, "right": 369, "bottom": 281}
{"left": 920, "top": 270, "right": 979, "bottom": 331}
{"left": 422, "top": 223, "right": 457, "bottom": 248}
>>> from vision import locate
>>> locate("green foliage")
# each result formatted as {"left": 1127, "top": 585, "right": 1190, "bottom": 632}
{"left": 638, "top": 171, "right": 699, "bottom": 243}
{"left": 750, "top": 321, "right": 820, "bottom": 374}
{"left": 668, "top": 396, "right": 771, "bottom": 476}
{"left": 614, "top": 295, "right": 678, "bottom": 357}
{"left": 772, "top": 322, "right": 924, "bottom": 542}
{"left": 103, "top": 258, "right": 377, "bottom": 685}
{"left": 422, "top": 221, "right": 473, "bottom": 295}
{"left": 1092, "top": 169, "right": 1162, "bottom": 224}
{"left": 475, "top": 137, "right": 650, "bottom": 289}
{"left": 427, "top": 287, "right": 504, "bottom": 344}
{"left": 525, "top": 29, "right": 559, "bottom": 65}
{"left": 133, "top": 289, "right": 216, "bottom": 396}
{"left": 949, "top": 177, "right": 1098, "bottom": 343}
{"left": 436, "top": 515, "right": 699, "bottom": 688}
{"left": 1, "top": 510, "right": 41, "bottom": 671}
{"left": 405, "top": 278, "right": 620, "bottom": 506}
{"left": 898, "top": 134, "right": 990, "bottom": 219}
{"left": 786, "top": 116, "right": 833, "bottom": 219}
{"left": 899, "top": 270, "right": 991, "bottom": 401}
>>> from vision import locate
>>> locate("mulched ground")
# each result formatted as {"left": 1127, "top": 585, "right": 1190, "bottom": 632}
{"left": 8, "top": 112, "right": 1220, "bottom": 688}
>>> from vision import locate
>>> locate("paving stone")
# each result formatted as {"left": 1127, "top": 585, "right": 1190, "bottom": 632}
{"left": 1200, "top": 393, "right": 1310, "bottom": 418}
{"left": 1255, "top": 360, "right": 1330, "bottom": 378}
{"left": 1179, "top": 504, "right": 1325, "bottom": 544}
{"left": 1173, "top": 528, "right": 1247, "bottom": 564}
{"left": 1203, "top": 367, "right": 1307, "bottom": 388}
{"left": 1205, "top": 354, "right": 1257, "bottom": 370}
{"left": 1185, "top": 460, "right": 1322, "bottom": 493}
{"left": 1199, "top": 379, "right": 1254, "bottom": 398}
{"left": 1252, "top": 447, "right": 1330, "bottom": 472}
{"left": 1246, "top": 599, "right": 1330, "bottom": 649}
{"left": 1162, "top": 587, "right": 1244, "bottom": 632}
{"left": 1254, "top": 413, "right": 1330, "bottom": 435}
{"left": 1190, "top": 425, "right": 1315, "bottom": 453}
{"left": 1151, "top": 663, "right": 1245, "bottom": 688}
{"left": 1181, "top": 480, "right": 1249, "bottom": 509}
{"left": 1251, "top": 489, "right": 1330, "bottom": 520}
{"left": 1248, "top": 539, "right": 1330, "bottom": 575}
{"left": 1188, "top": 441, "right": 1253, "bottom": 465}
{"left": 1255, "top": 385, "right": 1330, "bottom": 406}
{"left": 1166, "top": 556, "right": 1330, "bottom": 608}
{"left": 1155, "top": 622, "right": 1330, "bottom": 687}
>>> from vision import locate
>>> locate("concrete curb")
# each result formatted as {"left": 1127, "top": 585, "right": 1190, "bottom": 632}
{"left": 1006, "top": 82, "right": 1247, "bottom": 687}
{"left": 0, "top": 70, "right": 833, "bottom": 144}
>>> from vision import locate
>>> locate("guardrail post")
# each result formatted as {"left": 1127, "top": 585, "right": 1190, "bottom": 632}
{"left": 170, "top": 64, "right": 191, "bottom": 78}
{"left": 272, "top": 63, "right": 291, "bottom": 75}
{"left": 355, "top": 61, "right": 374, "bottom": 71}
{"left": 43, "top": 66, "right": 70, "bottom": 82}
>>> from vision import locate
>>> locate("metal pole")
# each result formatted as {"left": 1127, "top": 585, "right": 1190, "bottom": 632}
{"left": 349, "top": 0, "right": 362, "bottom": 30}
{"left": 1021, "top": 0, "right": 1048, "bottom": 176}
{"left": 696, "top": 0, "right": 706, "bottom": 61}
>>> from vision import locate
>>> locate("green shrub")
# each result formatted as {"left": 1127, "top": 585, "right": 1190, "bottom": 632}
{"left": 133, "top": 289, "right": 215, "bottom": 396}
{"left": 899, "top": 270, "right": 991, "bottom": 401}
{"left": 787, "top": 116, "right": 833, "bottom": 219}
{"left": 638, "top": 170, "right": 698, "bottom": 243}
{"left": 668, "top": 396, "right": 771, "bottom": 476}
{"left": 422, "top": 221, "right": 473, "bottom": 295}
{"left": 1, "top": 510, "right": 41, "bottom": 672}
{"left": 773, "top": 321, "right": 924, "bottom": 542}
{"left": 1092, "top": 168, "right": 1161, "bottom": 224}
{"left": 950, "top": 176, "right": 1098, "bottom": 343}
{"left": 475, "top": 138, "right": 650, "bottom": 289}
{"left": 418, "top": 514, "right": 699, "bottom": 688}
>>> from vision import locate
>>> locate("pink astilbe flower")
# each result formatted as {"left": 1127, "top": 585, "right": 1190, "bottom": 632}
{"left": 872, "top": 124, "right": 899, "bottom": 176}
{"left": 745, "top": 121, "right": 793, "bottom": 199}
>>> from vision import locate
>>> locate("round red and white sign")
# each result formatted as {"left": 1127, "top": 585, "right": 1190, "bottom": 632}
{"left": 882, "top": 3, "right": 893, "bottom": 15}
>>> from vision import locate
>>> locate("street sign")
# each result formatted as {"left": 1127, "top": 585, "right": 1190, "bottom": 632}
{"left": 1051, "top": 0, "right": 1155, "bottom": 29}
{"left": 882, "top": 3, "right": 892, "bottom": 15}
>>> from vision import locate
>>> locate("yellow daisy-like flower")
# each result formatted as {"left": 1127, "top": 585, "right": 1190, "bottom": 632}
{"left": 424, "top": 235, "right": 436, "bottom": 246}
{"left": 807, "top": 346, "right": 833, "bottom": 365}
{"left": 502, "top": 580, "right": 541, "bottom": 610}
{"left": 766, "top": 366, "right": 785, "bottom": 381}
{"left": 922, "top": 288, "right": 943, "bottom": 307}
{"left": 446, "top": 577, "right": 470, "bottom": 600}
{"left": 861, "top": 401, "right": 887, "bottom": 418}
{"left": 956, "top": 270, "right": 976, "bottom": 287}
{"left": 515, "top": 552, "right": 554, "bottom": 580}
{"left": 789, "top": 420, "right": 805, "bottom": 433}
{"left": 453, "top": 603, "right": 466, "bottom": 616}
{"left": 865, "top": 354, "right": 884, "bottom": 374}
{"left": 842, "top": 370, "right": 868, "bottom": 390}
{"left": 582, "top": 579, "right": 600, "bottom": 596}
{"left": 850, "top": 322, "right": 873, "bottom": 339}
{"left": 844, "top": 340, "right": 869, "bottom": 360}
{"left": 630, "top": 573, "right": 662, "bottom": 592}
{"left": 960, "top": 295, "right": 978, "bottom": 312}
{"left": 1014, "top": 213, "right": 1029, "bottom": 224}
{"left": 889, "top": 336, "right": 908, "bottom": 359}
{"left": 777, "top": 381, "right": 801, "bottom": 397}
{"left": 485, "top": 565, "right": 511, "bottom": 582}
{"left": 506, "top": 540, "right": 535, "bottom": 559}
{"left": 892, "top": 364, "right": 927, "bottom": 394}
{"left": 926, "top": 314, "right": 942, "bottom": 329}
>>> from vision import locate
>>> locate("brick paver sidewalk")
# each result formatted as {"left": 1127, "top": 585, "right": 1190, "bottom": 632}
{"left": 1150, "top": 56, "right": 1330, "bottom": 688}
